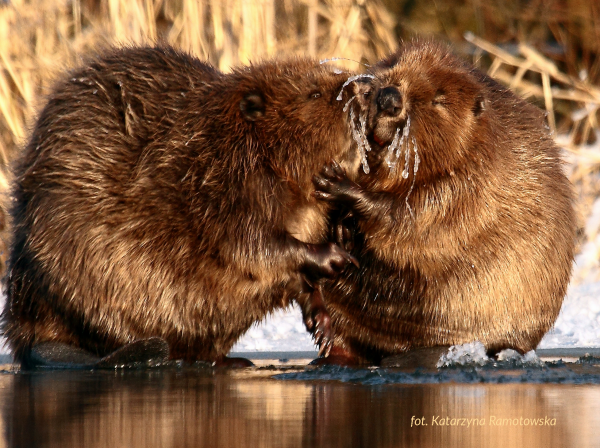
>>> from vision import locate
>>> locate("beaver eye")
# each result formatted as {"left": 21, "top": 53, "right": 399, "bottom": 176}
{"left": 310, "top": 91, "right": 322, "bottom": 99}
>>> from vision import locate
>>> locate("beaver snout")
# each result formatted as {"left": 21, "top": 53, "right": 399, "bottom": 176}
{"left": 377, "top": 86, "right": 402, "bottom": 116}
{"left": 371, "top": 85, "right": 407, "bottom": 147}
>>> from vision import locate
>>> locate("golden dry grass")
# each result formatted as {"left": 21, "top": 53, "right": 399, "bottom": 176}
{"left": 0, "top": 0, "right": 396, "bottom": 166}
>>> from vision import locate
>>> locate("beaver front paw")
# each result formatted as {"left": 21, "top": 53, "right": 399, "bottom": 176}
{"left": 301, "top": 242, "right": 358, "bottom": 286}
{"left": 313, "top": 160, "right": 363, "bottom": 206}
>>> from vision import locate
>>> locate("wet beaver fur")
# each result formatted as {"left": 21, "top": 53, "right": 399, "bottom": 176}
{"left": 313, "top": 40, "right": 576, "bottom": 365}
{"left": 1, "top": 45, "right": 364, "bottom": 367}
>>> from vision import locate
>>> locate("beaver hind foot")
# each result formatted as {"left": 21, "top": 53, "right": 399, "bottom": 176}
{"left": 23, "top": 337, "right": 170, "bottom": 369}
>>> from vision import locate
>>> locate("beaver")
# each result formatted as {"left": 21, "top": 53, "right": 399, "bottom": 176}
{"left": 1, "top": 45, "right": 365, "bottom": 368}
{"left": 312, "top": 40, "right": 577, "bottom": 365}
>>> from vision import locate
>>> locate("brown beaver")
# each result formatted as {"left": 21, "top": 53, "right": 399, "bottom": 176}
{"left": 1, "top": 45, "right": 365, "bottom": 368}
{"left": 312, "top": 40, "right": 577, "bottom": 365}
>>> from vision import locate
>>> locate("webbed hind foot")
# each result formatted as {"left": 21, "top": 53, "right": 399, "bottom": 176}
{"left": 24, "top": 342, "right": 100, "bottom": 369}
{"left": 22, "top": 337, "right": 170, "bottom": 369}
{"left": 95, "top": 337, "right": 169, "bottom": 368}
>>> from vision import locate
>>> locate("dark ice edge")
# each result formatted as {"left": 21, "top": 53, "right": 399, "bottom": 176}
{"left": 1, "top": 348, "right": 599, "bottom": 365}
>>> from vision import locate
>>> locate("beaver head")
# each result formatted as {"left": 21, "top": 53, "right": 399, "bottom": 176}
{"left": 213, "top": 59, "right": 371, "bottom": 194}
{"left": 363, "top": 41, "right": 494, "bottom": 183}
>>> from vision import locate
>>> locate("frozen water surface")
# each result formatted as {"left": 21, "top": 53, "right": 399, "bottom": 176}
{"left": 275, "top": 355, "right": 600, "bottom": 385}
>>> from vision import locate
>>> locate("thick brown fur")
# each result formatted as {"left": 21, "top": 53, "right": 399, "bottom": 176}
{"left": 1, "top": 45, "right": 363, "bottom": 363}
{"left": 314, "top": 40, "right": 577, "bottom": 364}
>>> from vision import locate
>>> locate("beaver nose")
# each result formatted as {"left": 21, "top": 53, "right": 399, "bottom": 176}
{"left": 377, "top": 86, "right": 402, "bottom": 115}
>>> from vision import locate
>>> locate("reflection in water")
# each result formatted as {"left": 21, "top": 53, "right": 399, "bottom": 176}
{"left": 1, "top": 368, "right": 600, "bottom": 448}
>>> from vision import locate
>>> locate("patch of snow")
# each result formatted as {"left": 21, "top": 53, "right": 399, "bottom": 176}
{"left": 437, "top": 341, "right": 488, "bottom": 367}
{"left": 232, "top": 303, "right": 316, "bottom": 352}
{"left": 436, "top": 343, "right": 544, "bottom": 368}
{"left": 538, "top": 280, "right": 600, "bottom": 348}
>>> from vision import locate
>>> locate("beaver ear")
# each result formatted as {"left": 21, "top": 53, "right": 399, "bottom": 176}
{"left": 374, "top": 52, "right": 400, "bottom": 70}
{"left": 472, "top": 92, "right": 486, "bottom": 117}
{"left": 240, "top": 92, "right": 266, "bottom": 121}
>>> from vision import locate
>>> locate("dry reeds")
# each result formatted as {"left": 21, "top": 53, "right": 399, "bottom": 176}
{"left": 465, "top": 32, "right": 600, "bottom": 150}
{"left": 0, "top": 0, "right": 396, "bottom": 165}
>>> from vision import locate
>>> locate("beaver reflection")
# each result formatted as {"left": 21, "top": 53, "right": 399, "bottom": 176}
{"left": 2, "top": 370, "right": 579, "bottom": 448}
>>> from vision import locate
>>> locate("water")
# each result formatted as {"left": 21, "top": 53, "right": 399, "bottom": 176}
{"left": 348, "top": 107, "right": 372, "bottom": 174}
{"left": 384, "top": 116, "right": 412, "bottom": 174}
{"left": 2, "top": 352, "right": 600, "bottom": 448}
{"left": 384, "top": 127, "right": 402, "bottom": 169}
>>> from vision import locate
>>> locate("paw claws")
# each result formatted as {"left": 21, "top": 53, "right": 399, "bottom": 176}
{"left": 331, "top": 160, "right": 345, "bottom": 177}
{"left": 347, "top": 253, "right": 360, "bottom": 268}
{"left": 313, "top": 191, "right": 332, "bottom": 200}
{"left": 318, "top": 339, "right": 333, "bottom": 358}
{"left": 312, "top": 174, "right": 327, "bottom": 187}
